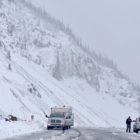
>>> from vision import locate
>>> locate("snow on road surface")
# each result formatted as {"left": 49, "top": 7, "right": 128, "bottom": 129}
{"left": 2, "top": 128, "right": 140, "bottom": 140}
{"left": 0, "top": 0, "right": 140, "bottom": 139}
{"left": 0, "top": 120, "right": 43, "bottom": 139}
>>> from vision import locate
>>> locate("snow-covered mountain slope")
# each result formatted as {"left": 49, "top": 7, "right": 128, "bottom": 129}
{"left": 0, "top": 0, "right": 139, "bottom": 128}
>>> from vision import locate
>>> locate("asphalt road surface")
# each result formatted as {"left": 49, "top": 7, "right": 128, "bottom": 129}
{"left": 2, "top": 128, "right": 140, "bottom": 140}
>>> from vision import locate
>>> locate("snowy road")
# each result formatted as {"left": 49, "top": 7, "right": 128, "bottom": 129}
{"left": 2, "top": 128, "right": 140, "bottom": 140}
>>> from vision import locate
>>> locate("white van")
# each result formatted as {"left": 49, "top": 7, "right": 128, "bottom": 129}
{"left": 133, "top": 117, "right": 140, "bottom": 133}
{"left": 47, "top": 106, "right": 74, "bottom": 130}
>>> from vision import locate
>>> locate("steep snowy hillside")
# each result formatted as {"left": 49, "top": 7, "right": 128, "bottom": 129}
{"left": 0, "top": 0, "right": 139, "bottom": 129}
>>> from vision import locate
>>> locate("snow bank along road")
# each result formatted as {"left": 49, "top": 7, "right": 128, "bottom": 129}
{"left": 2, "top": 128, "right": 140, "bottom": 140}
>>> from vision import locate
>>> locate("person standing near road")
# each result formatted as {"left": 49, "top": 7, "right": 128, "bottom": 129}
{"left": 126, "top": 116, "right": 132, "bottom": 133}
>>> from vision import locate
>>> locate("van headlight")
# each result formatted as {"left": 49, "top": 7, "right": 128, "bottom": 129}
{"left": 61, "top": 120, "right": 65, "bottom": 125}
{"left": 47, "top": 120, "right": 51, "bottom": 125}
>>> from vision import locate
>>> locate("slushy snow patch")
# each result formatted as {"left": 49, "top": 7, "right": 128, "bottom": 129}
{"left": 0, "top": 120, "right": 43, "bottom": 139}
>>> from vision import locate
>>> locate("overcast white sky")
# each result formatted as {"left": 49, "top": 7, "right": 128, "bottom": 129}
{"left": 29, "top": 0, "right": 140, "bottom": 84}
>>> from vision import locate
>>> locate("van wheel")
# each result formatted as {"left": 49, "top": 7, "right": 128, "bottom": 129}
{"left": 47, "top": 126, "right": 51, "bottom": 130}
{"left": 136, "top": 130, "right": 139, "bottom": 133}
{"left": 62, "top": 126, "right": 65, "bottom": 131}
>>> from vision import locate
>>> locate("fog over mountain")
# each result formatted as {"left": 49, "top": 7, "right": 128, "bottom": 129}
{"left": 28, "top": 0, "right": 140, "bottom": 85}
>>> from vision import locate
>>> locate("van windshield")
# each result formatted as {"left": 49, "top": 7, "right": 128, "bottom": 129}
{"left": 50, "top": 113, "right": 65, "bottom": 118}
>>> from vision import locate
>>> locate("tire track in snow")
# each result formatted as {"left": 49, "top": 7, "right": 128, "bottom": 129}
{"left": 42, "top": 128, "right": 81, "bottom": 140}
{"left": 69, "top": 128, "right": 81, "bottom": 140}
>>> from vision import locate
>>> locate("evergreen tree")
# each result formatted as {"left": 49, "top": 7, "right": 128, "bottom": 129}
{"left": 7, "top": 51, "right": 11, "bottom": 60}
{"left": 53, "top": 52, "right": 62, "bottom": 80}
{"left": 8, "top": 64, "right": 12, "bottom": 71}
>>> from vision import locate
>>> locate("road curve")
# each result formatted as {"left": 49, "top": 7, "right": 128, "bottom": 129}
{"left": 2, "top": 128, "right": 140, "bottom": 140}
{"left": 77, "top": 128, "right": 140, "bottom": 140}
{"left": 2, "top": 130, "right": 62, "bottom": 140}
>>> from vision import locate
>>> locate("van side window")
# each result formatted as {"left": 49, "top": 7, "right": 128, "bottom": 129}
{"left": 66, "top": 116, "right": 71, "bottom": 119}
